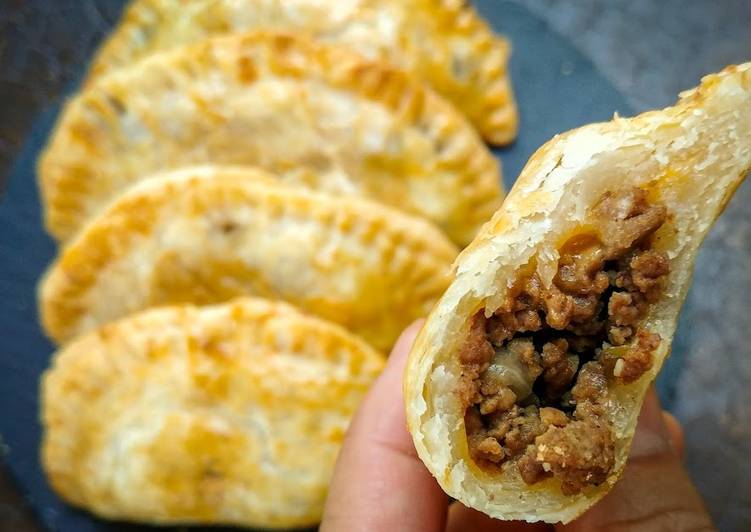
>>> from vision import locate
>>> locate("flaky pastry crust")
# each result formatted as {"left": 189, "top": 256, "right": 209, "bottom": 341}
{"left": 85, "top": 0, "right": 518, "bottom": 144}
{"left": 41, "top": 297, "right": 384, "bottom": 528}
{"left": 39, "top": 166, "right": 458, "bottom": 351}
{"left": 405, "top": 63, "right": 751, "bottom": 523}
{"left": 39, "top": 31, "right": 502, "bottom": 245}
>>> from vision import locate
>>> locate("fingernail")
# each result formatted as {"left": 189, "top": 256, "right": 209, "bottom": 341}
{"left": 661, "top": 411, "right": 685, "bottom": 459}
{"left": 388, "top": 319, "right": 424, "bottom": 363}
{"left": 377, "top": 320, "right": 424, "bottom": 382}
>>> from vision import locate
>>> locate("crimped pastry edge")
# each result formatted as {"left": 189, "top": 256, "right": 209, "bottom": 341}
{"left": 39, "top": 165, "right": 459, "bottom": 348}
{"left": 41, "top": 296, "right": 385, "bottom": 528}
{"left": 84, "top": 0, "right": 517, "bottom": 144}
{"left": 39, "top": 31, "right": 501, "bottom": 244}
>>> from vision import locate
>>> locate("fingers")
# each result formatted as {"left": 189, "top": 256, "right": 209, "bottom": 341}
{"left": 557, "top": 386, "right": 714, "bottom": 532}
{"left": 447, "top": 502, "right": 553, "bottom": 532}
{"left": 321, "top": 321, "right": 448, "bottom": 532}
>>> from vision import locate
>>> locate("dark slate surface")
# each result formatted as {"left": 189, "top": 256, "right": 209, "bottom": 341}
{"left": 0, "top": 1, "right": 125, "bottom": 196}
{"left": 0, "top": 0, "right": 748, "bottom": 530}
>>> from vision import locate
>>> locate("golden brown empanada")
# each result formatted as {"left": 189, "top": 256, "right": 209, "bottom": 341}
{"left": 39, "top": 31, "right": 502, "bottom": 245}
{"left": 39, "top": 166, "right": 458, "bottom": 351}
{"left": 405, "top": 63, "right": 751, "bottom": 522}
{"left": 85, "top": 0, "right": 517, "bottom": 144}
{"left": 41, "top": 297, "right": 384, "bottom": 528}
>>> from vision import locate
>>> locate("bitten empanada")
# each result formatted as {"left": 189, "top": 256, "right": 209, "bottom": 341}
{"left": 39, "top": 31, "right": 502, "bottom": 245}
{"left": 85, "top": 0, "right": 518, "bottom": 144}
{"left": 39, "top": 166, "right": 458, "bottom": 350}
{"left": 405, "top": 63, "right": 751, "bottom": 522}
{"left": 41, "top": 297, "right": 384, "bottom": 528}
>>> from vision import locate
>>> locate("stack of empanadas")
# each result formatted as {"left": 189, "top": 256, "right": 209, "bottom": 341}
{"left": 36, "top": 0, "right": 516, "bottom": 528}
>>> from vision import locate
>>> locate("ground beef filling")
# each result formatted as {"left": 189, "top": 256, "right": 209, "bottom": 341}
{"left": 459, "top": 188, "right": 670, "bottom": 495}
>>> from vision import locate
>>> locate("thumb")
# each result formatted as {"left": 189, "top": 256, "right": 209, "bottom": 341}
{"left": 558, "top": 387, "right": 715, "bottom": 532}
{"left": 321, "top": 321, "right": 448, "bottom": 532}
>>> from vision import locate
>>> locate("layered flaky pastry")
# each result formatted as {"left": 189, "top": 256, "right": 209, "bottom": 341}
{"left": 405, "top": 63, "right": 751, "bottom": 523}
{"left": 39, "top": 166, "right": 458, "bottom": 351}
{"left": 41, "top": 297, "right": 384, "bottom": 528}
{"left": 39, "top": 31, "right": 501, "bottom": 245}
{"left": 85, "top": 0, "right": 518, "bottom": 144}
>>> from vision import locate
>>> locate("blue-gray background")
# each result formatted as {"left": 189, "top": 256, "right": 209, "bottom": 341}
{"left": 0, "top": 1, "right": 749, "bottom": 530}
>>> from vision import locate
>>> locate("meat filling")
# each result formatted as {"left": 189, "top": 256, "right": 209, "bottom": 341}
{"left": 458, "top": 188, "right": 670, "bottom": 495}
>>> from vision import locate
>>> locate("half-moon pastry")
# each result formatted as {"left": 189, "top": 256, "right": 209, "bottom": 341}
{"left": 39, "top": 166, "right": 458, "bottom": 351}
{"left": 405, "top": 63, "right": 751, "bottom": 523}
{"left": 85, "top": 0, "right": 518, "bottom": 145}
{"left": 39, "top": 31, "right": 502, "bottom": 245}
{"left": 41, "top": 297, "right": 385, "bottom": 528}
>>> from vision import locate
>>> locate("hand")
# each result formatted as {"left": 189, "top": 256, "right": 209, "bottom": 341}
{"left": 321, "top": 322, "right": 715, "bottom": 532}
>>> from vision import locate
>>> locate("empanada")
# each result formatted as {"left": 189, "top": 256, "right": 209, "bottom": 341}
{"left": 405, "top": 63, "right": 751, "bottom": 522}
{"left": 39, "top": 166, "right": 458, "bottom": 351}
{"left": 39, "top": 31, "right": 502, "bottom": 245}
{"left": 41, "top": 297, "right": 385, "bottom": 528}
{"left": 85, "top": 0, "right": 517, "bottom": 144}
